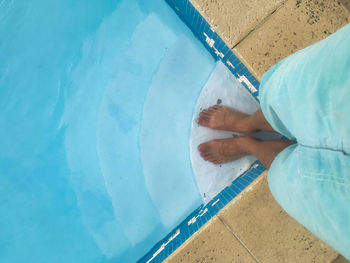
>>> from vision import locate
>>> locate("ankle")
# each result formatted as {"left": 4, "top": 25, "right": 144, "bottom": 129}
{"left": 235, "top": 116, "right": 258, "bottom": 134}
{"left": 234, "top": 136, "right": 259, "bottom": 155}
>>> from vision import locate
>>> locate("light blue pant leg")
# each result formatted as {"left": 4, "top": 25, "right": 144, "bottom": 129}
{"left": 259, "top": 23, "right": 350, "bottom": 259}
{"left": 259, "top": 23, "right": 350, "bottom": 150}
{"left": 268, "top": 144, "right": 350, "bottom": 259}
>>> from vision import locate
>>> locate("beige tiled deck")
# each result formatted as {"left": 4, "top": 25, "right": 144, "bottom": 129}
{"left": 233, "top": 0, "right": 350, "bottom": 80}
{"left": 189, "top": 0, "right": 286, "bottom": 48}
{"left": 165, "top": 0, "right": 350, "bottom": 262}
{"left": 218, "top": 174, "right": 338, "bottom": 263}
{"left": 166, "top": 216, "right": 256, "bottom": 263}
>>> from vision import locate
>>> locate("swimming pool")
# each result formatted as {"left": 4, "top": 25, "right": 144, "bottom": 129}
{"left": 0, "top": 0, "right": 263, "bottom": 262}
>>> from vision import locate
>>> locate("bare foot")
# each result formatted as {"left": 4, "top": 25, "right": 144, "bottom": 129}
{"left": 198, "top": 137, "right": 256, "bottom": 165}
{"left": 196, "top": 105, "right": 255, "bottom": 133}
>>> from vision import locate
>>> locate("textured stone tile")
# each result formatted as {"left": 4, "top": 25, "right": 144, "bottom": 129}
{"left": 340, "top": 0, "right": 350, "bottom": 12}
{"left": 218, "top": 172, "right": 339, "bottom": 263}
{"left": 332, "top": 255, "right": 350, "bottom": 263}
{"left": 190, "top": 0, "right": 285, "bottom": 48}
{"left": 234, "top": 0, "right": 350, "bottom": 80}
{"left": 165, "top": 216, "right": 255, "bottom": 263}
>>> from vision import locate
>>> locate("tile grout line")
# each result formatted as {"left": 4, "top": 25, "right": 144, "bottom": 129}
{"left": 231, "top": 0, "right": 289, "bottom": 49}
{"left": 216, "top": 215, "right": 262, "bottom": 263}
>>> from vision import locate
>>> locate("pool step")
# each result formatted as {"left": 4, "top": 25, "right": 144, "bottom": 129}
{"left": 140, "top": 33, "right": 214, "bottom": 229}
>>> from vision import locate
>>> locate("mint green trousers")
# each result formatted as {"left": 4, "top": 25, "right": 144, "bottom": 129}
{"left": 260, "top": 23, "right": 350, "bottom": 259}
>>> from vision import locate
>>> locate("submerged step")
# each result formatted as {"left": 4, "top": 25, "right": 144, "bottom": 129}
{"left": 190, "top": 61, "right": 259, "bottom": 203}
{"left": 0, "top": 0, "right": 217, "bottom": 262}
{"left": 140, "top": 33, "right": 214, "bottom": 229}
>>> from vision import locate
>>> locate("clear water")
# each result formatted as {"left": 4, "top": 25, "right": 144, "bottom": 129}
{"left": 0, "top": 0, "right": 215, "bottom": 262}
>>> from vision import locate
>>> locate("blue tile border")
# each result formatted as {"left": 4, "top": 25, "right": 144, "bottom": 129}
{"left": 138, "top": 161, "right": 265, "bottom": 263}
{"left": 165, "top": 0, "right": 261, "bottom": 101}
{"left": 138, "top": 0, "right": 265, "bottom": 262}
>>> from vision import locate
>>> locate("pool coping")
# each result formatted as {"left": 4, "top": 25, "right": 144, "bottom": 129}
{"left": 138, "top": 1, "right": 264, "bottom": 262}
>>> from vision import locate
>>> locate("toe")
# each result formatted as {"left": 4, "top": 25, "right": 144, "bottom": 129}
{"left": 198, "top": 142, "right": 211, "bottom": 153}
{"left": 197, "top": 117, "right": 209, "bottom": 126}
{"left": 208, "top": 157, "right": 216, "bottom": 163}
{"left": 200, "top": 152, "right": 209, "bottom": 158}
{"left": 200, "top": 152, "right": 211, "bottom": 161}
{"left": 208, "top": 107, "right": 217, "bottom": 113}
{"left": 199, "top": 111, "right": 211, "bottom": 118}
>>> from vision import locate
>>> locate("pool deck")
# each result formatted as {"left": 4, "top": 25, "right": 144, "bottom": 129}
{"left": 165, "top": 0, "right": 350, "bottom": 262}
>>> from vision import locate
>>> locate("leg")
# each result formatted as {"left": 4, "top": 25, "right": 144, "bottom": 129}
{"left": 247, "top": 139, "right": 293, "bottom": 169}
{"left": 198, "top": 136, "right": 293, "bottom": 169}
{"left": 241, "top": 108, "right": 275, "bottom": 133}
{"left": 197, "top": 105, "right": 275, "bottom": 133}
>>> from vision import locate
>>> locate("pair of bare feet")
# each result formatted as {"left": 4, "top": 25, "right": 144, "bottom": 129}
{"left": 196, "top": 105, "right": 293, "bottom": 169}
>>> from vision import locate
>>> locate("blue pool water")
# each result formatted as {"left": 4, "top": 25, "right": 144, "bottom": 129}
{"left": 0, "top": 0, "right": 216, "bottom": 262}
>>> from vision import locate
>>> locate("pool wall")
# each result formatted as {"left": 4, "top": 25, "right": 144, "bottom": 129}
{"left": 166, "top": 0, "right": 261, "bottom": 100}
{"left": 139, "top": 0, "right": 265, "bottom": 262}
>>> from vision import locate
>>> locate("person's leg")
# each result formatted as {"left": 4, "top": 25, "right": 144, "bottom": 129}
{"left": 198, "top": 136, "right": 293, "bottom": 169}
{"left": 197, "top": 105, "right": 275, "bottom": 133}
{"left": 242, "top": 108, "right": 275, "bottom": 133}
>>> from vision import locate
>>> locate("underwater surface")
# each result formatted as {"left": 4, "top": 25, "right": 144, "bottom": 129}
{"left": 0, "top": 0, "right": 216, "bottom": 262}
